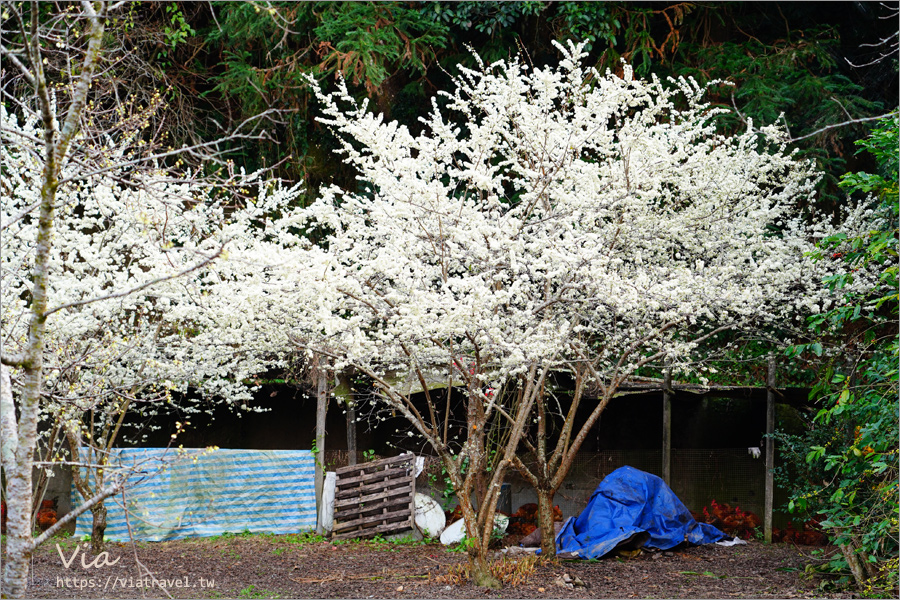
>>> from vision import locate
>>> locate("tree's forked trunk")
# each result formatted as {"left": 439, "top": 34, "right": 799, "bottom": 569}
{"left": 459, "top": 499, "right": 501, "bottom": 589}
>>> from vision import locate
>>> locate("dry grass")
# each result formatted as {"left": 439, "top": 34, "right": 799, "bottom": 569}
{"left": 434, "top": 554, "right": 541, "bottom": 586}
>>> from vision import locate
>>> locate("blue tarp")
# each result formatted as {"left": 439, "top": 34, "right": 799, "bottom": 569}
{"left": 72, "top": 448, "right": 316, "bottom": 541}
{"left": 556, "top": 466, "right": 726, "bottom": 558}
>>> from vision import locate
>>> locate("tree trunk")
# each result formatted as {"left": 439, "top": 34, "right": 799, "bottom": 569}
{"left": 459, "top": 500, "right": 500, "bottom": 589}
{"left": 2, "top": 452, "right": 33, "bottom": 598}
{"left": 851, "top": 534, "right": 878, "bottom": 579}
{"left": 346, "top": 399, "right": 357, "bottom": 466}
{"left": 470, "top": 549, "right": 501, "bottom": 589}
{"left": 4, "top": 343, "right": 44, "bottom": 599}
{"left": 90, "top": 502, "right": 108, "bottom": 555}
{"left": 447, "top": 459, "right": 502, "bottom": 589}
{"left": 335, "top": 370, "right": 356, "bottom": 466}
{"left": 840, "top": 542, "right": 869, "bottom": 589}
{"left": 536, "top": 487, "right": 557, "bottom": 557}
{"left": 2, "top": 5, "right": 108, "bottom": 596}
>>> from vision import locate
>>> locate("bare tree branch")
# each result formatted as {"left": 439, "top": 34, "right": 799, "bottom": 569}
{"left": 1, "top": 353, "right": 26, "bottom": 368}
{"left": 0, "top": 45, "right": 36, "bottom": 87}
{"left": 29, "top": 478, "right": 126, "bottom": 549}
{"left": 786, "top": 113, "right": 896, "bottom": 143}
{"left": 0, "top": 200, "right": 42, "bottom": 233}
{"left": 731, "top": 90, "right": 895, "bottom": 143}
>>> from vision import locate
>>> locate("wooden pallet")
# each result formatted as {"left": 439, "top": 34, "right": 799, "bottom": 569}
{"left": 332, "top": 453, "right": 416, "bottom": 541}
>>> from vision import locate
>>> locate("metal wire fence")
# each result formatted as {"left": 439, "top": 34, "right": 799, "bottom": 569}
{"left": 506, "top": 448, "right": 786, "bottom": 525}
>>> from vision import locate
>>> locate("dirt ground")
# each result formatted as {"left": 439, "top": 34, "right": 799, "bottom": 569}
{"left": 15, "top": 530, "right": 858, "bottom": 600}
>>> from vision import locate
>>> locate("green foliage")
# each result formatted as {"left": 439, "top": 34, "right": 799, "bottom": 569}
{"left": 105, "top": 2, "right": 893, "bottom": 218}
{"left": 415, "top": 1, "right": 549, "bottom": 69}
{"left": 202, "top": 2, "right": 453, "bottom": 183}
{"left": 202, "top": 3, "right": 317, "bottom": 177}
{"left": 447, "top": 536, "right": 472, "bottom": 554}
{"left": 424, "top": 456, "right": 466, "bottom": 511}
{"left": 421, "top": 1, "right": 544, "bottom": 38}
{"left": 553, "top": 2, "right": 620, "bottom": 53}
{"left": 310, "top": 437, "right": 327, "bottom": 474}
{"left": 237, "top": 584, "right": 281, "bottom": 599}
{"left": 162, "top": 3, "right": 195, "bottom": 50}
{"left": 674, "top": 32, "right": 884, "bottom": 209}
{"left": 778, "top": 116, "right": 898, "bottom": 596}
{"left": 280, "top": 531, "right": 327, "bottom": 546}
{"left": 840, "top": 113, "right": 899, "bottom": 206}
{"left": 313, "top": 2, "right": 448, "bottom": 96}
{"left": 679, "top": 570, "right": 727, "bottom": 580}
{"left": 153, "top": 4, "right": 197, "bottom": 70}
{"left": 447, "top": 519, "right": 506, "bottom": 553}
{"left": 372, "top": 532, "right": 427, "bottom": 546}
{"left": 210, "top": 528, "right": 255, "bottom": 541}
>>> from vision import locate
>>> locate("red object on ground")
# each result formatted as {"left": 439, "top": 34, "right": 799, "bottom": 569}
{"left": 695, "top": 499, "right": 760, "bottom": 539}
{"left": 36, "top": 498, "right": 58, "bottom": 531}
{"left": 507, "top": 502, "right": 564, "bottom": 535}
{"left": 695, "top": 499, "right": 827, "bottom": 546}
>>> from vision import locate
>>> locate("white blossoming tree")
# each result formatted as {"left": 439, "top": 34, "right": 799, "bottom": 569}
{"left": 0, "top": 2, "right": 303, "bottom": 595}
{"left": 1, "top": 98, "right": 304, "bottom": 557}
{"left": 289, "top": 40, "right": 867, "bottom": 579}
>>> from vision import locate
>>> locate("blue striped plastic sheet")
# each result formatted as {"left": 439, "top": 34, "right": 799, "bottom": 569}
{"left": 71, "top": 448, "right": 316, "bottom": 541}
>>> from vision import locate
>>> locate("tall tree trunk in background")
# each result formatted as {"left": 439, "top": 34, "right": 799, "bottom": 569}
{"left": 0, "top": 4, "right": 108, "bottom": 596}
{"left": 335, "top": 370, "right": 356, "bottom": 465}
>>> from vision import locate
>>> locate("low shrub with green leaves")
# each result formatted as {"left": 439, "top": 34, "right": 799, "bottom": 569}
{"left": 778, "top": 115, "right": 898, "bottom": 597}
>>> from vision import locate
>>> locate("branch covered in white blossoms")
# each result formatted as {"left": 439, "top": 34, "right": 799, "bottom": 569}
{"left": 3, "top": 97, "right": 307, "bottom": 574}
{"left": 1, "top": 105, "right": 305, "bottom": 421}
{"left": 288, "top": 41, "right": 878, "bottom": 573}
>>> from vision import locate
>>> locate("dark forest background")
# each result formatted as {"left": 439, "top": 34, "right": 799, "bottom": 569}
{"left": 64, "top": 1, "right": 896, "bottom": 209}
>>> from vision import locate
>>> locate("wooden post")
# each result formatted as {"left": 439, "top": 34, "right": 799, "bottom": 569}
{"left": 764, "top": 356, "right": 776, "bottom": 543}
{"left": 315, "top": 358, "right": 328, "bottom": 534}
{"left": 662, "top": 368, "right": 672, "bottom": 486}
{"left": 346, "top": 401, "right": 357, "bottom": 466}
{"left": 334, "top": 370, "right": 356, "bottom": 466}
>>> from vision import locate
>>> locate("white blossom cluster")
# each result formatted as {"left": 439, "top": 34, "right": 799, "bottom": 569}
{"left": 288, "top": 41, "right": 873, "bottom": 400}
{"left": 1, "top": 41, "right": 881, "bottom": 447}
{"left": 1, "top": 105, "right": 306, "bottom": 432}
